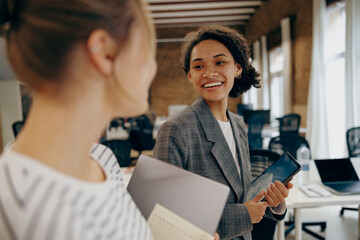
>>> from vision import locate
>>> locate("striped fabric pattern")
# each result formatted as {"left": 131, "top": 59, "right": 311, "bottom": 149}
{"left": 0, "top": 144, "right": 153, "bottom": 240}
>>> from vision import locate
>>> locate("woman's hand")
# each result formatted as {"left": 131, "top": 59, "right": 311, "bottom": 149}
{"left": 264, "top": 180, "right": 293, "bottom": 208}
{"left": 213, "top": 233, "right": 220, "bottom": 240}
{"left": 244, "top": 190, "right": 269, "bottom": 223}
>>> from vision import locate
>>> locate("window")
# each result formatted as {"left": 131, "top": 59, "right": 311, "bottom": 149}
{"left": 269, "top": 46, "right": 284, "bottom": 121}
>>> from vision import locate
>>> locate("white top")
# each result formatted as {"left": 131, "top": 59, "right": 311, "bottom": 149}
{"left": 217, "top": 119, "right": 241, "bottom": 175}
{"left": 0, "top": 144, "right": 153, "bottom": 240}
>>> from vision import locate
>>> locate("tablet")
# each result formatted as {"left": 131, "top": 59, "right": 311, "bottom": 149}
{"left": 245, "top": 152, "right": 301, "bottom": 201}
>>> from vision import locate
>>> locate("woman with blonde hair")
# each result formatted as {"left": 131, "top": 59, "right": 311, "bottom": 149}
{"left": 0, "top": 0, "right": 156, "bottom": 239}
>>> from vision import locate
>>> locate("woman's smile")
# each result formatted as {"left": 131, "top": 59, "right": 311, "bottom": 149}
{"left": 203, "top": 81, "right": 224, "bottom": 89}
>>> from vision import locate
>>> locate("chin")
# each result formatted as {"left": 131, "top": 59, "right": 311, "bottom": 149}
{"left": 127, "top": 102, "right": 149, "bottom": 117}
{"left": 201, "top": 94, "right": 227, "bottom": 103}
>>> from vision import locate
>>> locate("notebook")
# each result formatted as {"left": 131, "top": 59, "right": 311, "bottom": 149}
{"left": 314, "top": 158, "right": 360, "bottom": 195}
{"left": 127, "top": 155, "right": 230, "bottom": 234}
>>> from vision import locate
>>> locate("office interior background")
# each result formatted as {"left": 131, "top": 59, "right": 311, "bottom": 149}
{"left": 2, "top": 0, "right": 358, "bottom": 159}
{"left": 0, "top": 0, "right": 358, "bottom": 169}
{"left": 0, "top": 0, "right": 359, "bottom": 239}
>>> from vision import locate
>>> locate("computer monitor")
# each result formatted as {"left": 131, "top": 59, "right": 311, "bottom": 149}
{"left": 243, "top": 110, "right": 271, "bottom": 124}
{"left": 237, "top": 103, "right": 253, "bottom": 116}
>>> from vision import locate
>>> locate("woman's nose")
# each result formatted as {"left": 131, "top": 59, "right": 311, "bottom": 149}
{"left": 203, "top": 66, "right": 218, "bottom": 78}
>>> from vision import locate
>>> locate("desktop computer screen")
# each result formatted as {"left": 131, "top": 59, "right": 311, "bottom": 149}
{"left": 242, "top": 110, "right": 271, "bottom": 124}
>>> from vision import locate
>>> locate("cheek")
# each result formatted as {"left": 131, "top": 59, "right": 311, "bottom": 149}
{"left": 148, "top": 57, "right": 157, "bottom": 83}
{"left": 189, "top": 71, "right": 201, "bottom": 84}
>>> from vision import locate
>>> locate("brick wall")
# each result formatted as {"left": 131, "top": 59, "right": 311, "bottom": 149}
{"left": 245, "top": 0, "right": 313, "bottom": 127}
{"left": 150, "top": 0, "right": 312, "bottom": 124}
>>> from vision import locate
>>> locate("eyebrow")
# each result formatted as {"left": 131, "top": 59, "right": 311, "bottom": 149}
{"left": 191, "top": 53, "right": 230, "bottom": 64}
{"left": 214, "top": 54, "right": 229, "bottom": 58}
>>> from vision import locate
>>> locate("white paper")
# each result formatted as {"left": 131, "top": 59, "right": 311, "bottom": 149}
{"left": 148, "top": 204, "right": 213, "bottom": 240}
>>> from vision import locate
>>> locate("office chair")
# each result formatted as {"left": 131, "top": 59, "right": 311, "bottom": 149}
{"left": 248, "top": 115, "right": 266, "bottom": 149}
{"left": 128, "top": 113, "right": 156, "bottom": 158}
{"left": 346, "top": 126, "right": 360, "bottom": 158}
{"left": 277, "top": 113, "right": 301, "bottom": 135}
{"left": 101, "top": 139, "right": 133, "bottom": 167}
{"left": 340, "top": 126, "right": 360, "bottom": 215}
{"left": 237, "top": 103, "right": 253, "bottom": 116}
{"left": 249, "top": 149, "right": 280, "bottom": 240}
{"left": 268, "top": 135, "right": 310, "bottom": 158}
{"left": 268, "top": 135, "right": 326, "bottom": 239}
{"left": 12, "top": 121, "right": 24, "bottom": 137}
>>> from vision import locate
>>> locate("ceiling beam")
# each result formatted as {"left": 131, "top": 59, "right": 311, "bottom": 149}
{"left": 147, "top": 0, "right": 211, "bottom": 3}
{"left": 151, "top": 8, "right": 255, "bottom": 18}
{"left": 155, "top": 20, "right": 246, "bottom": 28}
{"left": 153, "top": 15, "right": 250, "bottom": 24}
{"left": 148, "top": 1, "right": 262, "bottom": 11}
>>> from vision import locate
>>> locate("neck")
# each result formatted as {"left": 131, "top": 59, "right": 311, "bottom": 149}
{"left": 12, "top": 87, "right": 110, "bottom": 182}
{"left": 204, "top": 98, "right": 229, "bottom": 122}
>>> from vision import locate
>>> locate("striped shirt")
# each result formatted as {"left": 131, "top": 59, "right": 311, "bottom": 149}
{"left": 0, "top": 144, "right": 153, "bottom": 240}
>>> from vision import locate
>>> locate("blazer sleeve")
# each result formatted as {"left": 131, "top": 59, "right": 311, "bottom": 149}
{"left": 153, "top": 122, "right": 188, "bottom": 168}
{"left": 217, "top": 203, "right": 253, "bottom": 240}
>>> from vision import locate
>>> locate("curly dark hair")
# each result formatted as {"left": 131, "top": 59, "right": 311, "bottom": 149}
{"left": 181, "top": 25, "right": 261, "bottom": 98}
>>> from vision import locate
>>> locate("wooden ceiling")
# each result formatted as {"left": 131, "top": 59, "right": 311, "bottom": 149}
{"left": 146, "top": 0, "right": 265, "bottom": 28}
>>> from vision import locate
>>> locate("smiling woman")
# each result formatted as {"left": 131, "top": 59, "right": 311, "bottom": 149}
{"left": 153, "top": 25, "right": 293, "bottom": 240}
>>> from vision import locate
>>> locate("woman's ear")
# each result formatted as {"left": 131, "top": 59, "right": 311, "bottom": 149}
{"left": 86, "top": 29, "right": 117, "bottom": 76}
{"left": 187, "top": 71, "right": 193, "bottom": 83}
{"left": 235, "top": 63, "right": 243, "bottom": 77}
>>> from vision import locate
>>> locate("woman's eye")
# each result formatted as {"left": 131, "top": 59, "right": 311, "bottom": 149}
{"left": 193, "top": 65, "right": 203, "bottom": 69}
{"left": 216, "top": 61, "right": 226, "bottom": 66}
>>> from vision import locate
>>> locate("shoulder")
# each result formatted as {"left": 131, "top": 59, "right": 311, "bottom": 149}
{"left": 160, "top": 106, "right": 198, "bottom": 131}
{"left": 228, "top": 111, "right": 248, "bottom": 135}
{"left": 228, "top": 111, "right": 246, "bottom": 126}
{"left": 90, "top": 143, "right": 120, "bottom": 175}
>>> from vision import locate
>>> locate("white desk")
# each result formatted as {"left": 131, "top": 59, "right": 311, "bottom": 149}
{"left": 277, "top": 187, "right": 360, "bottom": 240}
{"left": 261, "top": 124, "right": 307, "bottom": 138}
{"left": 277, "top": 161, "right": 360, "bottom": 240}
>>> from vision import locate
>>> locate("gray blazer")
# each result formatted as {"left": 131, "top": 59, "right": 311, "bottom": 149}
{"left": 153, "top": 97, "right": 285, "bottom": 240}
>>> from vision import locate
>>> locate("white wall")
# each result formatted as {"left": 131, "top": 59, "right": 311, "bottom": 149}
{"left": 0, "top": 80, "right": 22, "bottom": 146}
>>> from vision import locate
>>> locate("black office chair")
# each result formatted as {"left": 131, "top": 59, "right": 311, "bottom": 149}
{"left": 346, "top": 126, "right": 360, "bottom": 158}
{"left": 128, "top": 112, "right": 156, "bottom": 158}
{"left": 101, "top": 139, "right": 133, "bottom": 167}
{"left": 248, "top": 115, "right": 266, "bottom": 149}
{"left": 268, "top": 135, "right": 326, "bottom": 239}
{"left": 268, "top": 135, "right": 310, "bottom": 158}
{"left": 237, "top": 103, "right": 253, "bottom": 116}
{"left": 340, "top": 126, "right": 360, "bottom": 215}
{"left": 277, "top": 113, "right": 301, "bottom": 135}
{"left": 12, "top": 121, "right": 24, "bottom": 137}
{"left": 249, "top": 149, "right": 280, "bottom": 240}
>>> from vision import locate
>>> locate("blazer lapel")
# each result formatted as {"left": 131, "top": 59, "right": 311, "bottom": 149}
{"left": 191, "top": 98, "right": 242, "bottom": 200}
{"left": 229, "top": 113, "right": 252, "bottom": 202}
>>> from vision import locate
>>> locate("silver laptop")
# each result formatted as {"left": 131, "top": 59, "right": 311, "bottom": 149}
{"left": 127, "top": 155, "right": 230, "bottom": 234}
{"left": 314, "top": 158, "right": 360, "bottom": 195}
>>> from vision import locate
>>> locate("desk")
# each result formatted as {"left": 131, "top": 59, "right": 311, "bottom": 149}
{"left": 277, "top": 187, "right": 360, "bottom": 240}
{"left": 277, "top": 161, "right": 360, "bottom": 240}
{"left": 262, "top": 124, "right": 307, "bottom": 138}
